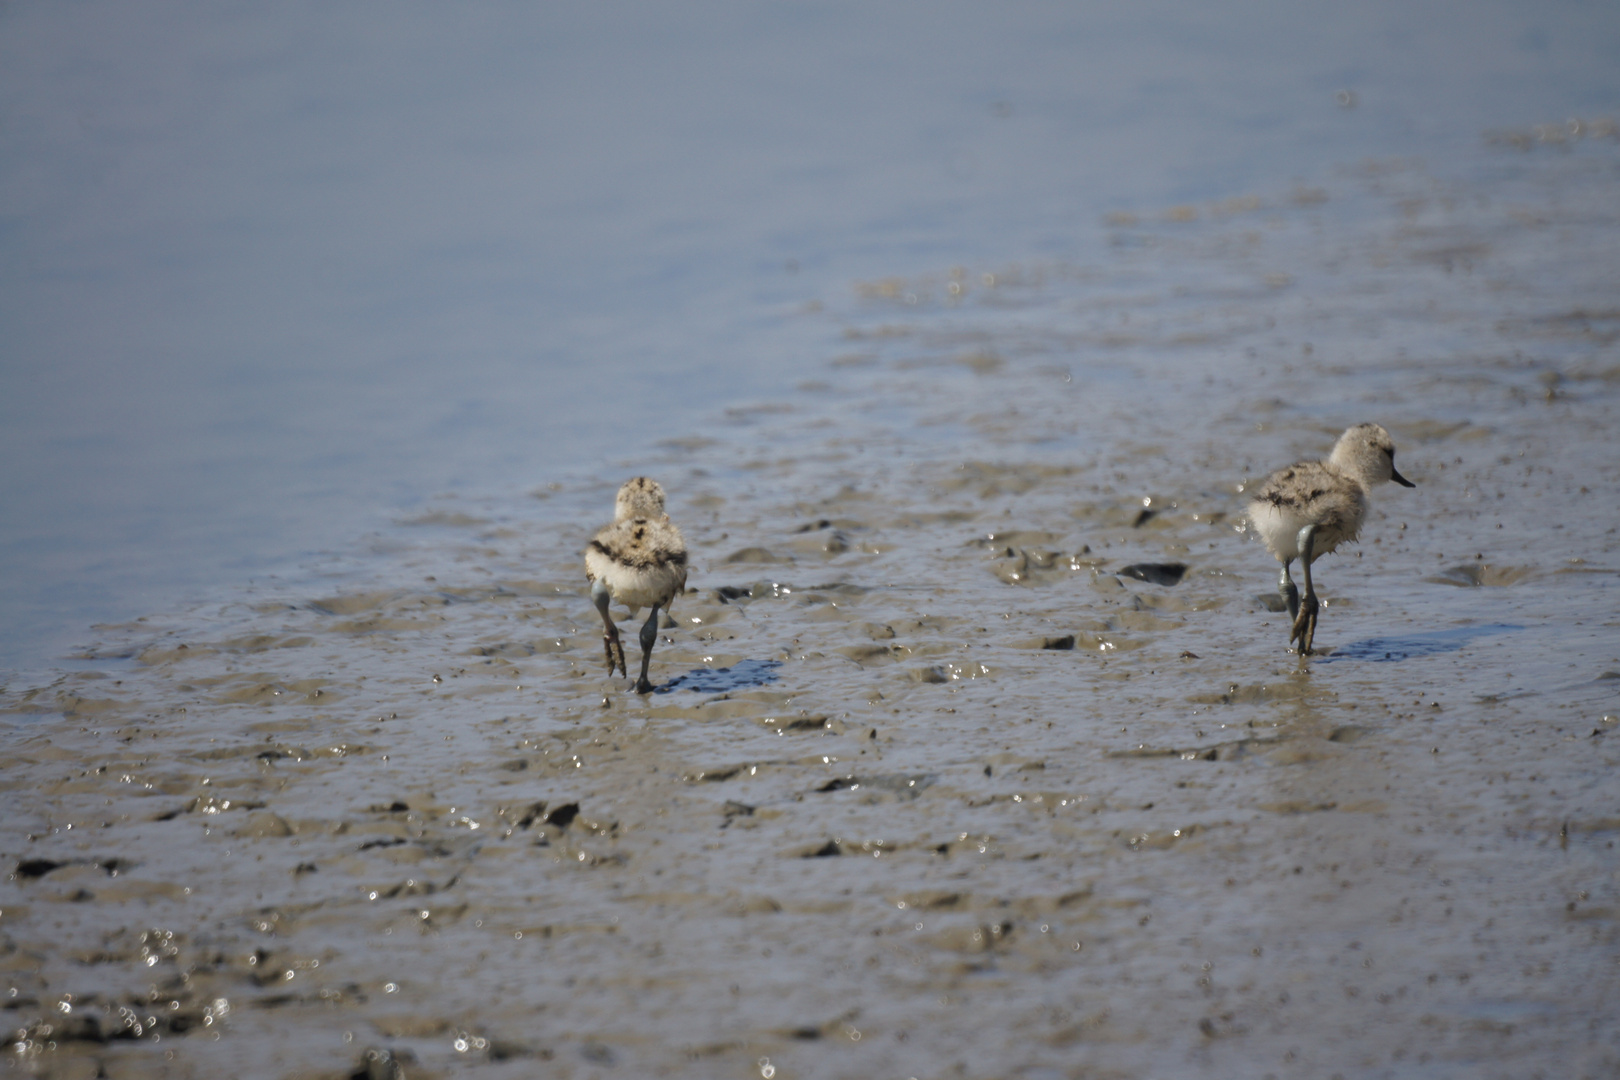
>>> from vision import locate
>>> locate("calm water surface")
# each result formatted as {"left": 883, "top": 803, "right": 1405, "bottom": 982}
{"left": 3, "top": 0, "right": 1618, "bottom": 673}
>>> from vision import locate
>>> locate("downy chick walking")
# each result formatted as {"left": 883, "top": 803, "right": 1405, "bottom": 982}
{"left": 1247, "top": 423, "right": 1415, "bottom": 655}
{"left": 585, "top": 477, "right": 688, "bottom": 693}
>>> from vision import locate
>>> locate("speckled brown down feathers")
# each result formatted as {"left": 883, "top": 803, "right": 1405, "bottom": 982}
{"left": 585, "top": 478, "right": 687, "bottom": 693}
{"left": 1247, "top": 423, "right": 1415, "bottom": 654}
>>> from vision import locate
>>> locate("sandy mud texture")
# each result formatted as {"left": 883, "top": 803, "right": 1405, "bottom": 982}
{"left": 4, "top": 150, "right": 1620, "bottom": 1078}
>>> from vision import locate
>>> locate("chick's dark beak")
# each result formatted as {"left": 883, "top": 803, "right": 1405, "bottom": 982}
{"left": 1390, "top": 463, "right": 1416, "bottom": 487}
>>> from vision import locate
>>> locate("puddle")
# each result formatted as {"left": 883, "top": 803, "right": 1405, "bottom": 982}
{"left": 1316, "top": 623, "right": 1523, "bottom": 663}
{"left": 654, "top": 658, "right": 784, "bottom": 694}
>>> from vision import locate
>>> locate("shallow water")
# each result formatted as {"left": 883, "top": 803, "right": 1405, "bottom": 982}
{"left": 7, "top": 0, "right": 1620, "bottom": 671}
{"left": 4, "top": 137, "right": 1619, "bottom": 1078}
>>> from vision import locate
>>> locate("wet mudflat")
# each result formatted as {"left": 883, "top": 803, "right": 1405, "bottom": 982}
{"left": 4, "top": 148, "right": 1620, "bottom": 1079}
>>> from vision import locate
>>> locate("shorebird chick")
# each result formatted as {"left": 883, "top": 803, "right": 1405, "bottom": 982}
{"left": 1247, "top": 423, "right": 1415, "bottom": 655}
{"left": 585, "top": 477, "right": 688, "bottom": 694}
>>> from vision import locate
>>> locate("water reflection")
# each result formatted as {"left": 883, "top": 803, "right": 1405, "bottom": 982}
{"left": 654, "top": 658, "right": 783, "bottom": 694}
{"left": 1317, "top": 623, "right": 1522, "bottom": 663}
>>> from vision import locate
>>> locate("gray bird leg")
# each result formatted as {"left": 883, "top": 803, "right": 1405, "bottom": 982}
{"left": 634, "top": 604, "right": 661, "bottom": 694}
{"left": 1290, "top": 526, "right": 1320, "bottom": 655}
{"left": 1277, "top": 559, "right": 1299, "bottom": 621}
{"left": 592, "top": 580, "right": 626, "bottom": 678}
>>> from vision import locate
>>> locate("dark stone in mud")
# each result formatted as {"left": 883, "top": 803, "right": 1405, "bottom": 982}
{"left": 545, "top": 803, "right": 580, "bottom": 828}
{"left": 1119, "top": 562, "right": 1187, "bottom": 586}
{"left": 807, "top": 840, "right": 842, "bottom": 857}
{"left": 1255, "top": 593, "right": 1289, "bottom": 613}
{"left": 723, "top": 800, "right": 755, "bottom": 818}
{"left": 15, "top": 858, "right": 66, "bottom": 880}
{"left": 1133, "top": 508, "right": 1158, "bottom": 527}
{"left": 1042, "top": 635, "right": 1076, "bottom": 650}
{"left": 358, "top": 838, "right": 406, "bottom": 851}
{"left": 794, "top": 519, "right": 834, "bottom": 532}
{"left": 715, "top": 584, "right": 753, "bottom": 602}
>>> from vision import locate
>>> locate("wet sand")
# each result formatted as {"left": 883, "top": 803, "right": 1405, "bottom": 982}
{"left": 4, "top": 149, "right": 1619, "bottom": 1078}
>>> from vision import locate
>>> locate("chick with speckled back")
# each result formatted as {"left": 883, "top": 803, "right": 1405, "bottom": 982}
{"left": 1247, "top": 423, "right": 1416, "bottom": 654}
{"left": 585, "top": 478, "right": 689, "bottom": 693}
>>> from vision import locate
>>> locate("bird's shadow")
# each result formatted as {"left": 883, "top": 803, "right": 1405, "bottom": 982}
{"left": 1315, "top": 623, "right": 1521, "bottom": 663}
{"left": 654, "top": 658, "right": 783, "bottom": 694}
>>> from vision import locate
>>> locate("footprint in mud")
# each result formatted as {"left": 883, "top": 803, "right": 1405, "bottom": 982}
{"left": 654, "top": 658, "right": 783, "bottom": 693}
{"left": 1317, "top": 623, "right": 1521, "bottom": 663}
